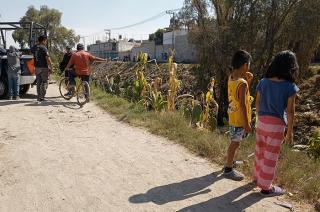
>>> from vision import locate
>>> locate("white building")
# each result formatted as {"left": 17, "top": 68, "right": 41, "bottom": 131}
{"left": 88, "top": 39, "right": 139, "bottom": 60}
{"left": 131, "top": 29, "right": 196, "bottom": 63}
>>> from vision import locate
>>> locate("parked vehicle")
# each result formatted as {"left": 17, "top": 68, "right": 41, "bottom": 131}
{"left": 0, "top": 22, "right": 47, "bottom": 98}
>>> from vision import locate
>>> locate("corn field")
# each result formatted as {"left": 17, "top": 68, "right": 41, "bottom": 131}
{"left": 91, "top": 53, "right": 219, "bottom": 131}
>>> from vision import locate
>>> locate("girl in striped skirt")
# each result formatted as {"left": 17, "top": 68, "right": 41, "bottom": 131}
{"left": 254, "top": 51, "right": 299, "bottom": 196}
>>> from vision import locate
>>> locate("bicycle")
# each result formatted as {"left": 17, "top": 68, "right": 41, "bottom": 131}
{"left": 59, "top": 69, "right": 90, "bottom": 106}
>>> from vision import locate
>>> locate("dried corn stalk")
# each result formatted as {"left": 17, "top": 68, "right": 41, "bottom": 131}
{"left": 202, "top": 78, "right": 218, "bottom": 129}
{"left": 167, "top": 57, "right": 180, "bottom": 112}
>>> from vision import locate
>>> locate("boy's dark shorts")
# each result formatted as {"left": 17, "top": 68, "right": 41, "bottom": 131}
{"left": 229, "top": 126, "right": 248, "bottom": 142}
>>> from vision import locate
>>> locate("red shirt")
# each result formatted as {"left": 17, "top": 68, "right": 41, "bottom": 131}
{"left": 68, "top": 50, "right": 95, "bottom": 76}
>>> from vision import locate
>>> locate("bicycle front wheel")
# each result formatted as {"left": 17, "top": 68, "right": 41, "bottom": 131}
{"left": 77, "top": 81, "right": 90, "bottom": 106}
{"left": 59, "top": 77, "right": 74, "bottom": 100}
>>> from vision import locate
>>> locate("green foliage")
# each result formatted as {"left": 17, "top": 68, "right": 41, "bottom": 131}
{"left": 208, "top": 115, "right": 218, "bottom": 131}
{"left": 131, "top": 71, "right": 148, "bottom": 102}
{"left": 138, "top": 52, "right": 148, "bottom": 64}
{"left": 309, "top": 131, "right": 320, "bottom": 160}
{"left": 181, "top": 0, "right": 320, "bottom": 124}
{"left": 148, "top": 29, "right": 165, "bottom": 45}
{"left": 12, "top": 5, "right": 79, "bottom": 62}
{"left": 146, "top": 91, "right": 167, "bottom": 112}
{"left": 191, "top": 103, "right": 203, "bottom": 125}
{"left": 104, "top": 74, "right": 121, "bottom": 95}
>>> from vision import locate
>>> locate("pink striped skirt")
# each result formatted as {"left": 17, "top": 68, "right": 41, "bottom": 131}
{"left": 254, "top": 115, "right": 286, "bottom": 190}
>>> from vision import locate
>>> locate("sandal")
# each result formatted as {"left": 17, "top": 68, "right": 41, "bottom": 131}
{"left": 260, "top": 186, "right": 285, "bottom": 197}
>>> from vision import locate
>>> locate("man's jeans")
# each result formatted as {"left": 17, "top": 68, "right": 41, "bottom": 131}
{"left": 7, "top": 72, "right": 20, "bottom": 97}
{"left": 36, "top": 68, "right": 49, "bottom": 100}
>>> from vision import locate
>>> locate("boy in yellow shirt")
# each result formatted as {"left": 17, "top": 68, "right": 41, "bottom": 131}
{"left": 223, "top": 50, "right": 253, "bottom": 181}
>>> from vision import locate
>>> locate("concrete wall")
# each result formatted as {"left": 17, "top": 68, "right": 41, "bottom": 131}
{"left": 131, "top": 41, "right": 155, "bottom": 61}
{"left": 174, "top": 34, "right": 196, "bottom": 63}
{"left": 163, "top": 29, "right": 188, "bottom": 45}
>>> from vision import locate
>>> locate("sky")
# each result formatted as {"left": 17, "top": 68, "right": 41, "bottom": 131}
{"left": 0, "top": 0, "right": 185, "bottom": 47}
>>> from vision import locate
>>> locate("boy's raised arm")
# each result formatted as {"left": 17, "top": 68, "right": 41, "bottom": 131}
{"left": 239, "top": 83, "right": 252, "bottom": 133}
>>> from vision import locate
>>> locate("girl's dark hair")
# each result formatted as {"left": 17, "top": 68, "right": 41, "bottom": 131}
{"left": 265, "top": 50, "right": 299, "bottom": 82}
{"left": 231, "top": 50, "right": 252, "bottom": 69}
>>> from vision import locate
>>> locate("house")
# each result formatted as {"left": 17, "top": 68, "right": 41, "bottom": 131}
{"left": 88, "top": 39, "right": 139, "bottom": 60}
{"left": 131, "top": 29, "right": 196, "bottom": 63}
{"left": 88, "top": 29, "right": 197, "bottom": 63}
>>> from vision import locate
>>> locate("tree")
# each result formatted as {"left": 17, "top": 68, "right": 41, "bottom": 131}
{"left": 179, "top": 0, "right": 320, "bottom": 125}
{"left": 12, "top": 5, "right": 80, "bottom": 61}
{"left": 282, "top": 0, "right": 320, "bottom": 77}
{"left": 149, "top": 29, "right": 165, "bottom": 45}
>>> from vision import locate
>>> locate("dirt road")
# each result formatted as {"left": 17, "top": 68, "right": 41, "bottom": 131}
{"left": 0, "top": 84, "right": 308, "bottom": 212}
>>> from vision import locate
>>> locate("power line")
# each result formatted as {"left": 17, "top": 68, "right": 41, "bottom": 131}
{"left": 108, "top": 8, "right": 181, "bottom": 31}
{"left": 82, "top": 30, "right": 105, "bottom": 38}
{"left": 108, "top": 12, "right": 167, "bottom": 31}
{"left": 82, "top": 8, "right": 181, "bottom": 38}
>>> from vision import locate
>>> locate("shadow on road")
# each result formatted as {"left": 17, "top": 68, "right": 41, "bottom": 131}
{"left": 0, "top": 100, "right": 33, "bottom": 106}
{"left": 178, "top": 183, "right": 263, "bottom": 212}
{"left": 21, "top": 93, "right": 38, "bottom": 99}
{"left": 129, "top": 172, "right": 222, "bottom": 206}
{"left": 129, "top": 171, "right": 264, "bottom": 212}
{"left": 22, "top": 93, "right": 61, "bottom": 100}
{"left": 24, "top": 100, "right": 81, "bottom": 109}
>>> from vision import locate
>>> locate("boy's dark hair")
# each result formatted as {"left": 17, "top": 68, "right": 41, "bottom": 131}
{"left": 231, "top": 50, "right": 252, "bottom": 70}
{"left": 265, "top": 50, "right": 299, "bottom": 82}
{"left": 38, "top": 35, "right": 47, "bottom": 43}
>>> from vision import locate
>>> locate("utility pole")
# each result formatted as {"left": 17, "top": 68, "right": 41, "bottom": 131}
{"left": 166, "top": 10, "right": 176, "bottom": 50}
{"left": 104, "top": 29, "right": 111, "bottom": 41}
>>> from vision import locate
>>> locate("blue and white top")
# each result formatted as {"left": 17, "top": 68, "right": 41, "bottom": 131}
{"left": 257, "top": 78, "right": 299, "bottom": 124}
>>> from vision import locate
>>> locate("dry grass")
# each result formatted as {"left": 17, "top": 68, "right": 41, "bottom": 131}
{"left": 91, "top": 85, "right": 320, "bottom": 204}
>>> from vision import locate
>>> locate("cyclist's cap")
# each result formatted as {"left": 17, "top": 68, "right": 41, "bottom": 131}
{"left": 77, "top": 43, "right": 84, "bottom": 50}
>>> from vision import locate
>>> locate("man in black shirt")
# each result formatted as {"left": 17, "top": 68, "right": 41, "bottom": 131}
{"left": 59, "top": 45, "right": 75, "bottom": 96}
{"left": 31, "top": 35, "right": 53, "bottom": 102}
{"left": 59, "top": 45, "right": 73, "bottom": 73}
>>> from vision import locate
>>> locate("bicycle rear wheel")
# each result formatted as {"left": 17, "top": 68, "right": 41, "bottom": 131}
{"left": 59, "top": 77, "right": 74, "bottom": 100}
{"left": 77, "top": 81, "right": 90, "bottom": 106}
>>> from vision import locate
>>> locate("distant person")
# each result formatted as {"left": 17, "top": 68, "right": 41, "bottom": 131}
{"left": 65, "top": 43, "right": 105, "bottom": 85}
{"left": 223, "top": 50, "right": 253, "bottom": 181}
{"left": 7, "top": 46, "right": 21, "bottom": 100}
{"left": 59, "top": 45, "right": 73, "bottom": 74}
{"left": 31, "top": 35, "right": 53, "bottom": 102}
{"left": 59, "top": 46, "right": 75, "bottom": 96}
{"left": 254, "top": 51, "right": 299, "bottom": 197}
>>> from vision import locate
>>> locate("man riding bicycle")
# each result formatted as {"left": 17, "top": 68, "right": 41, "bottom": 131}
{"left": 64, "top": 43, "right": 105, "bottom": 94}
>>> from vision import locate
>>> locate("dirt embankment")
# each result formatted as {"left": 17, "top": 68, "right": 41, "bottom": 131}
{"left": 295, "top": 67, "right": 320, "bottom": 144}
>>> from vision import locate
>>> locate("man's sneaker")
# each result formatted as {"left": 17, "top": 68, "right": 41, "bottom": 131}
{"left": 64, "top": 91, "right": 73, "bottom": 97}
{"left": 8, "top": 96, "right": 13, "bottom": 100}
{"left": 223, "top": 169, "right": 244, "bottom": 181}
{"left": 13, "top": 96, "right": 20, "bottom": 100}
